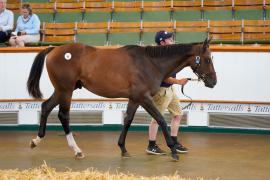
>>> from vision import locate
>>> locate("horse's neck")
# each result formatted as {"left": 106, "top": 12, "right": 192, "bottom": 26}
{"left": 155, "top": 48, "right": 195, "bottom": 78}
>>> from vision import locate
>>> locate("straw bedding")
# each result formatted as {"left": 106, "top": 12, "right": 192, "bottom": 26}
{"left": 0, "top": 161, "right": 207, "bottom": 180}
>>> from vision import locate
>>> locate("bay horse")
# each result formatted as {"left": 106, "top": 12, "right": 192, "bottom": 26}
{"left": 27, "top": 38, "right": 216, "bottom": 161}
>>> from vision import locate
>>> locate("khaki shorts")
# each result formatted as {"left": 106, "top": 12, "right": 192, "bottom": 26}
{"left": 11, "top": 34, "right": 40, "bottom": 43}
{"left": 20, "top": 34, "right": 40, "bottom": 43}
{"left": 152, "top": 86, "right": 183, "bottom": 117}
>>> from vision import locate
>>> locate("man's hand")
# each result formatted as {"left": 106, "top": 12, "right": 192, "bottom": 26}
{"left": 177, "top": 78, "right": 189, "bottom": 85}
{"left": 18, "top": 31, "right": 26, "bottom": 36}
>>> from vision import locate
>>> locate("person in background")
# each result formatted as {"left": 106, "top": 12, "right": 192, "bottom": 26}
{"left": 146, "top": 30, "right": 189, "bottom": 155}
{"left": 0, "top": 0, "right": 14, "bottom": 43}
{"left": 9, "top": 3, "right": 40, "bottom": 47}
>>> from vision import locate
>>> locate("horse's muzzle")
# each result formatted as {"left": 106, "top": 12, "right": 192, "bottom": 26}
{"left": 205, "top": 81, "right": 216, "bottom": 88}
{"left": 204, "top": 73, "right": 217, "bottom": 88}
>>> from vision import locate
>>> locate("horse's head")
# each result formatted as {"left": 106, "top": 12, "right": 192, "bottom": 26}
{"left": 189, "top": 38, "right": 217, "bottom": 88}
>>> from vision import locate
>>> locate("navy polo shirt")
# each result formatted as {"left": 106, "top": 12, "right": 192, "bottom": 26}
{"left": 160, "top": 73, "right": 176, "bottom": 87}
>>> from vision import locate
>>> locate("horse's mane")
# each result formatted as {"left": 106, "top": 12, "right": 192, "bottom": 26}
{"left": 124, "top": 43, "right": 202, "bottom": 58}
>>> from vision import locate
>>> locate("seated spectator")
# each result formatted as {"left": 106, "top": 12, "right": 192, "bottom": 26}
{"left": 0, "top": 0, "right": 14, "bottom": 43}
{"left": 9, "top": 3, "right": 40, "bottom": 47}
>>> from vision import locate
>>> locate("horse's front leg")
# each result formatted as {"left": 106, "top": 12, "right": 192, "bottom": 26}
{"left": 30, "top": 93, "right": 59, "bottom": 148}
{"left": 118, "top": 100, "right": 139, "bottom": 157}
{"left": 141, "top": 96, "right": 179, "bottom": 161}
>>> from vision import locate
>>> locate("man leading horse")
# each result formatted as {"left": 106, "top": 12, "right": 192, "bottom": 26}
{"left": 146, "top": 30, "right": 189, "bottom": 156}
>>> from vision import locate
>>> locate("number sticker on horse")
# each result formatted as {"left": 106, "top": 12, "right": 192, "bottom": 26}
{"left": 64, "top": 53, "right": 72, "bottom": 60}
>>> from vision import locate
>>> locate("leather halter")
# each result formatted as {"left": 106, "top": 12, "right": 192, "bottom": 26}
{"left": 181, "top": 55, "right": 216, "bottom": 110}
{"left": 192, "top": 55, "right": 216, "bottom": 82}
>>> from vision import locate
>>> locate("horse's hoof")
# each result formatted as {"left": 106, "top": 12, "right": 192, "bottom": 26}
{"left": 171, "top": 153, "right": 179, "bottom": 162}
{"left": 75, "top": 152, "right": 85, "bottom": 159}
{"left": 29, "top": 140, "right": 37, "bottom": 149}
{"left": 121, "top": 151, "right": 131, "bottom": 158}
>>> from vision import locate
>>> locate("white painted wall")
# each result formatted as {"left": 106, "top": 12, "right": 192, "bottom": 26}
{"left": 1, "top": 52, "right": 269, "bottom": 101}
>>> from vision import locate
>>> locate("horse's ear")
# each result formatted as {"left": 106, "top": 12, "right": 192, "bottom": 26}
{"left": 203, "top": 36, "right": 212, "bottom": 51}
{"left": 207, "top": 36, "right": 212, "bottom": 44}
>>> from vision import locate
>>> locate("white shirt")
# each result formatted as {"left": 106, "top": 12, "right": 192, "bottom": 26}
{"left": 0, "top": 9, "right": 14, "bottom": 32}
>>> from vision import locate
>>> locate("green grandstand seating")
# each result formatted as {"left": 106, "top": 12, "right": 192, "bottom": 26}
{"left": 266, "top": 10, "right": 270, "bottom": 20}
{"left": 106, "top": 0, "right": 134, "bottom": 2}
{"left": 108, "top": 21, "right": 141, "bottom": 45}
{"left": 202, "top": 0, "right": 232, "bottom": 20}
{"left": 51, "top": 0, "right": 104, "bottom": 2}
{"left": 54, "top": 2, "right": 84, "bottom": 22}
{"left": 41, "top": 22, "right": 76, "bottom": 46}
{"left": 209, "top": 20, "right": 243, "bottom": 44}
{"left": 14, "top": 0, "right": 270, "bottom": 46}
{"left": 84, "top": 2, "right": 112, "bottom": 22}
{"left": 175, "top": 21, "right": 208, "bottom": 43}
{"left": 141, "top": 32, "right": 156, "bottom": 45}
{"left": 233, "top": 0, "right": 264, "bottom": 20}
{"left": 23, "top": 0, "right": 48, "bottom": 2}
{"left": 143, "top": 0, "right": 165, "bottom": 1}
{"left": 35, "top": 12, "right": 54, "bottom": 23}
{"left": 265, "top": 1, "right": 270, "bottom": 19}
{"left": 142, "top": 1, "right": 171, "bottom": 21}
{"left": 143, "top": 11, "right": 171, "bottom": 22}
{"left": 173, "top": 11, "right": 201, "bottom": 21}
{"left": 30, "top": 3, "right": 55, "bottom": 22}
{"left": 6, "top": 1, "right": 20, "bottom": 12}
{"left": 14, "top": 13, "right": 20, "bottom": 22}
{"left": 112, "top": 2, "right": 141, "bottom": 22}
{"left": 55, "top": 12, "right": 83, "bottom": 22}
{"left": 77, "top": 33, "right": 108, "bottom": 46}
{"left": 84, "top": 0, "right": 106, "bottom": 1}
{"left": 77, "top": 22, "right": 108, "bottom": 46}
{"left": 203, "top": 10, "right": 232, "bottom": 20}
{"left": 109, "top": 32, "right": 140, "bottom": 45}
{"left": 84, "top": 12, "right": 111, "bottom": 22}
{"left": 172, "top": 1, "right": 202, "bottom": 21}
{"left": 143, "top": 21, "right": 173, "bottom": 33}
{"left": 243, "top": 20, "right": 270, "bottom": 44}
{"left": 112, "top": 12, "right": 141, "bottom": 22}
{"left": 234, "top": 10, "right": 263, "bottom": 20}
{"left": 175, "top": 32, "right": 207, "bottom": 43}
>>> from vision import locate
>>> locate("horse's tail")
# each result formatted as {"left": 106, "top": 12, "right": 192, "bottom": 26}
{"left": 27, "top": 47, "right": 55, "bottom": 99}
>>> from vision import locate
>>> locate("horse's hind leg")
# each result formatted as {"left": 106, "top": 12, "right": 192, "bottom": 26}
{"left": 118, "top": 100, "right": 139, "bottom": 157}
{"left": 58, "top": 91, "right": 84, "bottom": 159}
{"left": 30, "top": 92, "right": 59, "bottom": 148}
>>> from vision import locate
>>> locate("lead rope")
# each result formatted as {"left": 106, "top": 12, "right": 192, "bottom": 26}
{"left": 181, "top": 83, "right": 192, "bottom": 110}
{"left": 181, "top": 78, "right": 199, "bottom": 110}
{"left": 181, "top": 54, "right": 202, "bottom": 109}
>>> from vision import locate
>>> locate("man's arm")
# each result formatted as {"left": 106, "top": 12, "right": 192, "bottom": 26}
{"left": 1, "top": 11, "right": 14, "bottom": 32}
{"left": 164, "top": 77, "right": 189, "bottom": 85}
